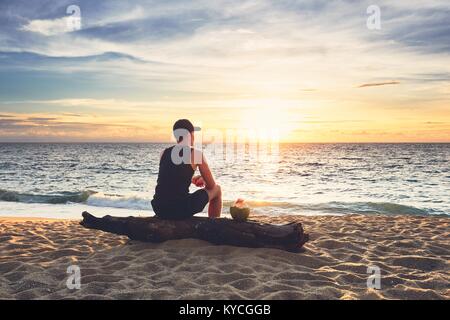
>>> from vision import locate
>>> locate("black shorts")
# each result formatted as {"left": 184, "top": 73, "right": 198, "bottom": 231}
{"left": 151, "top": 189, "right": 209, "bottom": 220}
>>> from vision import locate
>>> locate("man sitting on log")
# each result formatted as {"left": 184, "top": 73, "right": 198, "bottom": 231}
{"left": 150, "top": 119, "right": 222, "bottom": 219}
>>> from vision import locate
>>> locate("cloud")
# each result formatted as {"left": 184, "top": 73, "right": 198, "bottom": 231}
{"left": 423, "top": 121, "right": 449, "bottom": 127}
{"left": 19, "top": 4, "right": 146, "bottom": 37}
{"left": 358, "top": 81, "right": 400, "bottom": 88}
{"left": 376, "top": 4, "right": 450, "bottom": 54}
{"left": 412, "top": 72, "right": 450, "bottom": 82}
{"left": 0, "top": 112, "right": 154, "bottom": 142}
{"left": 0, "top": 118, "right": 20, "bottom": 125}
{"left": 61, "top": 112, "right": 83, "bottom": 117}
{"left": 13, "top": 98, "right": 152, "bottom": 111}
{"left": 301, "top": 120, "right": 369, "bottom": 124}
{"left": 27, "top": 117, "right": 58, "bottom": 121}
{"left": 20, "top": 16, "right": 78, "bottom": 36}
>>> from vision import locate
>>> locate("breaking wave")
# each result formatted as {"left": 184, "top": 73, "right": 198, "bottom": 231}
{"left": 1, "top": 189, "right": 446, "bottom": 216}
{"left": 0, "top": 189, "right": 95, "bottom": 204}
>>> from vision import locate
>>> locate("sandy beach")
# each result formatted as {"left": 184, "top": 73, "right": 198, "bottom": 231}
{"left": 0, "top": 214, "right": 448, "bottom": 300}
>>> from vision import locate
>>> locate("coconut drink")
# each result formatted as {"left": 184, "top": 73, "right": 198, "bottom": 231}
{"left": 230, "top": 198, "right": 250, "bottom": 222}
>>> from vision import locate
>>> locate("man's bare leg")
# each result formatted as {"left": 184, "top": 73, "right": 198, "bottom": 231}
{"left": 205, "top": 184, "right": 222, "bottom": 218}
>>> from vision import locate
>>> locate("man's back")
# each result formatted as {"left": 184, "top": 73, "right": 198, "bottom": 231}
{"left": 153, "top": 146, "right": 194, "bottom": 203}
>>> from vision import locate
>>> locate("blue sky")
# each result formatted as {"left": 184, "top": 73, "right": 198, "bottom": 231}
{"left": 0, "top": 0, "right": 449, "bottom": 142}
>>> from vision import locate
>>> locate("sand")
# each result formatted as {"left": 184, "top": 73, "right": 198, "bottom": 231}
{"left": 0, "top": 214, "right": 448, "bottom": 300}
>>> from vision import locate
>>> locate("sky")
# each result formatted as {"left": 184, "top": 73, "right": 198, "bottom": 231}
{"left": 0, "top": 0, "right": 449, "bottom": 142}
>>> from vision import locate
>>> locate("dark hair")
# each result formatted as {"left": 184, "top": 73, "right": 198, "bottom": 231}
{"left": 173, "top": 119, "right": 200, "bottom": 143}
{"left": 173, "top": 119, "right": 195, "bottom": 133}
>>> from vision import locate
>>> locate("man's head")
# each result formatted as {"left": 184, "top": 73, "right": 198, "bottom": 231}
{"left": 173, "top": 119, "right": 200, "bottom": 145}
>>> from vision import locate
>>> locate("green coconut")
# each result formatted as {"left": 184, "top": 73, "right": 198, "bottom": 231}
{"left": 230, "top": 206, "right": 250, "bottom": 222}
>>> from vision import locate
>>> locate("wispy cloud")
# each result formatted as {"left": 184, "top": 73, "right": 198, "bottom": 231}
{"left": 20, "top": 16, "right": 76, "bottom": 36}
{"left": 19, "top": 4, "right": 146, "bottom": 37}
{"left": 358, "top": 81, "right": 400, "bottom": 88}
{"left": 27, "top": 117, "right": 58, "bottom": 121}
{"left": 0, "top": 112, "right": 155, "bottom": 142}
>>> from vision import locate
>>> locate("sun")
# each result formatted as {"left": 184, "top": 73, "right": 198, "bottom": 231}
{"left": 237, "top": 105, "right": 293, "bottom": 143}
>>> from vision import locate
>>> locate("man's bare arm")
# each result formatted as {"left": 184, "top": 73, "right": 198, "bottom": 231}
{"left": 198, "top": 153, "right": 216, "bottom": 190}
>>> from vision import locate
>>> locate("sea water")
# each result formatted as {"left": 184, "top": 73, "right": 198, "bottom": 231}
{"left": 0, "top": 143, "right": 448, "bottom": 219}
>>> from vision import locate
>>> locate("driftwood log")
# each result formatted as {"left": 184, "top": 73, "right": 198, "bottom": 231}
{"left": 80, "top": 211, "right": 309, "bottom": 252}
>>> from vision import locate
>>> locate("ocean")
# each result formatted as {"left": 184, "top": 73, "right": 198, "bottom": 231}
{"left": 0, "top": 143, "right": 448, "bottom": 219}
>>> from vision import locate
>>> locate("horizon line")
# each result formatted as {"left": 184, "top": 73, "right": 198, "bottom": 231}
{"left": 0, "top": 141, "right": 449, "bottom": 144}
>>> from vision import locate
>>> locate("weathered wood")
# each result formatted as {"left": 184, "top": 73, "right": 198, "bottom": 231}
{"left": 80, "top": 211, "right": 309, "bottom": 252}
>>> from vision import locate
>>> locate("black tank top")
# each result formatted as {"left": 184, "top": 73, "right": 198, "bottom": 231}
{"left": 152, "top": 146, "right": 194, "bottom": 204}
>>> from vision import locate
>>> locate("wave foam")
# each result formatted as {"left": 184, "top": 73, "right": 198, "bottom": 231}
{"left": 86, "top": 193, "right": 151, "bottom": 210}
{"left": 0, "top": 188, "right": 445, "bottom": 216}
